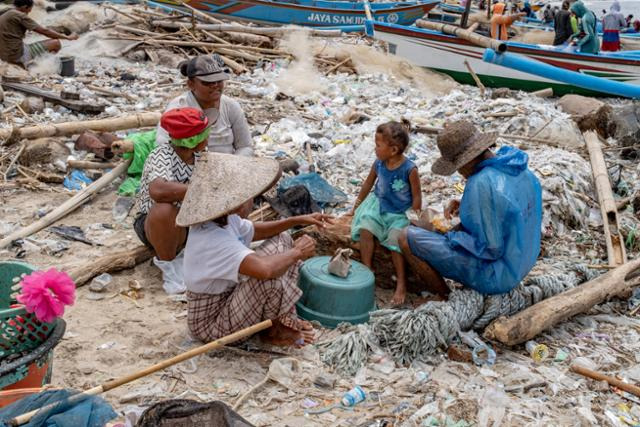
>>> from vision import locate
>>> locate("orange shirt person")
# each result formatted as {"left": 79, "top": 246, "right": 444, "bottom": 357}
{"left": 490, "top": 2, "right": 526, "bottom": 40}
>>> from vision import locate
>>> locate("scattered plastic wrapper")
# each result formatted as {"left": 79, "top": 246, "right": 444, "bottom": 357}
{"left": 63, "top": 169, "right": 93, "bottom": 191}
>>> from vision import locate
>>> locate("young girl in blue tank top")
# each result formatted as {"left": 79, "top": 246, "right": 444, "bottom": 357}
{"left": 350, "top": 120, "right": 422, "bottom": 306}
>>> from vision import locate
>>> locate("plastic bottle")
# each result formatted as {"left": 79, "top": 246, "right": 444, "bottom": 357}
{"left": 341, "top": 386, "right": 366, "bottom": 407}
{"left": 526, "top": 340, "right": 549, "bottom": 362}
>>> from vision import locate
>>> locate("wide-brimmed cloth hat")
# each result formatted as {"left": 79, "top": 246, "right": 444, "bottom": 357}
{"left": 180, "top": 54, "right": 231, "bottom": 83}
{"left": 161, "top": 107, "right": 211, "bottom": 149}
{"left": 176, "top": 152, "right": 282, "bottom": 227}
{"left": 431, "top": 120, "right": 498, "bottom": 176}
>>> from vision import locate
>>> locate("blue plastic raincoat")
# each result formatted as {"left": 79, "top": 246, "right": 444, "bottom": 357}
{"left": 407, "top": 146, "right": 542, "bottom": 294}
{"left": 571, "top": 1, "right": 600, "bottom": 54}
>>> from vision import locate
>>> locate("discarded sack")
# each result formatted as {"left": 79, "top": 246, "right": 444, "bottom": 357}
{"left": 136, "top": 399, "right": 254, "bottom": 427}
{"left": 265, "top": 185, "right": 320, "bottom": 217}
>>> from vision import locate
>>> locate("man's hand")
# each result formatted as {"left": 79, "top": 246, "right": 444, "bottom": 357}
{"left": 444, "top": 199, "right": 461, "bottom": 220}
{"left": 293, "top": 235, "right": 316, "bottom": 260}
{"left": 296, "top": 212, "right": 335, "bottom": 228}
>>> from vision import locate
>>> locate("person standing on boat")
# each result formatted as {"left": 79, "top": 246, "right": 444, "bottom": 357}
{"left": 156, "top": 54, "right": 253, "bottom": 156}
{"left": 601, "top": 1, "right": 626, "bottom": 51}
{"left": 542, "top": 4, "right": 553, "bottom": 23}
{"left": 490, "top": 2, "right": 526, "bottom": 41}
{"left": 553, "top": 1, "right": 574, "bottom": 45}
{"left": 570, "top": 1, "right": 599, "bottom": 54}
{"left": 0, "top": 0, "right": 78, "bottom": 67}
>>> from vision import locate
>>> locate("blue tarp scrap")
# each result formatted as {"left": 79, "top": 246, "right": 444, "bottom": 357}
{"left": 278, "top": 173, "right": 347, "bottom": 206}
{"left": 0, "top": 389, "right": 116, "bottom": 427}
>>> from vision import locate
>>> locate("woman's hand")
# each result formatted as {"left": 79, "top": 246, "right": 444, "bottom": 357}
{"left": 296, "top": 212, "right": 335, "bottom": 228}
{"left": 444, "top": 199, "right": 461, "bottom": 220}
{"left": 293, "top": 235, "right": 316, "bottom": 260}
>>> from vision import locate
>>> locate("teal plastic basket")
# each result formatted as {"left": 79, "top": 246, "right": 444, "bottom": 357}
{"left": 0, "top": 262, "right": 55, "bottom": 359}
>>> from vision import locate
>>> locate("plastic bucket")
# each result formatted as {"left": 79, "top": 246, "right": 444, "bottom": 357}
{"left": 59, "top": 56, "right": 75, "bottom": 77}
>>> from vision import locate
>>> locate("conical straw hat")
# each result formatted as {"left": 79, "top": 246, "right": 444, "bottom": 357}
{"left": 176, "top": 152, "right": 281, "bottom": 227}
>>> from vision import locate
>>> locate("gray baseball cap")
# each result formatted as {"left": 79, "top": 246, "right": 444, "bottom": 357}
{"left": 180, "top": 54, "right": 231, "bottom": 83}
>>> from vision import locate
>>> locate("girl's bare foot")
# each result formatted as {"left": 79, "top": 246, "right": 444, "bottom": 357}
{"left": 390, "top": 288, "right": 407, "bottom": 306}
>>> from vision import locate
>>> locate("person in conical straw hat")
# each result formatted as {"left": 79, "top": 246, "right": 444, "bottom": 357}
{"left": 398, "top": 120, "right": 543, "bottom": 299}
{"left": 133, "top": 107, "right": 211, "bottom": 294}
{"left": 179, "top": 152, "right": 333, "bottom": 347}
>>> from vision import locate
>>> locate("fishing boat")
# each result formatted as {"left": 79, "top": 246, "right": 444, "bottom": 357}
{"left": 365, "top": 20, "right": 640, "bottom": 96}
{"left": 148, "top": 0, "right": 440, "bottom": 27}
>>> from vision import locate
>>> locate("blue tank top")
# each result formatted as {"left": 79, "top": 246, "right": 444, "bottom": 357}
{"left": 373, "top": 158, "right": 416, "bottom": 214}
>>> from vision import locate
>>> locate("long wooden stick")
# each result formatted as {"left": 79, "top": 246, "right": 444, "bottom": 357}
{"left": 0, "top": 161, "right": 131, "bottom": 249}
{"left": 484, "top": 259, "right": 640, "bottom": 345}
{"left": 464, "top": 59, "right": 485, "bottom": 96}
{"left": 68, "top": 245, "right": 154, "bottom": 287}
{"left": 152, "top": 20, "right": 343, "bottom": 37}
{"left": 0, "top": 112, "right": 160, "bottom": 144}
{"left": 571, "top": 363, "right": 640, "bottom": 397}
{"left": 584, "top": 131, "right": 626, "bottom": 266}
{"left": 8, "top": 320, "right": 273, "bottom": 427}
{"left": 67, "top": 160, "right": 119, "bottom": 170}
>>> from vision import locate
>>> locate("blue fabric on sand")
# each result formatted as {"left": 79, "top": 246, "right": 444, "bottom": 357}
{"left": 373, "top": 158, "right": 416, "bottom": 214}
{"left": 351, "top": 193, "right": 409, "bottom": 253}
{"left": 407, "top": 146, "right": 542, "bottom": 295}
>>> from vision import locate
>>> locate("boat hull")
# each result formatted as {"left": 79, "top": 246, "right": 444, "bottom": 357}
{"left": 370, "top": 21, "right": 640, "bottom": 96}
{"left": 152, "top": 0, "right": 439, "bottom": 27}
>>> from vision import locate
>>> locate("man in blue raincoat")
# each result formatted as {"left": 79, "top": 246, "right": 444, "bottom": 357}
{"left": 398, "top": 120, "right": 542, "bottom": 298}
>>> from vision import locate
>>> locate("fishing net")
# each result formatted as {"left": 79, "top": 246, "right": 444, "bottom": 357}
{"left": 0, "top": 389, "right": 116, "bottom": 427}
{"left": 136, "top": 399, "right": 254, "bottom": 427}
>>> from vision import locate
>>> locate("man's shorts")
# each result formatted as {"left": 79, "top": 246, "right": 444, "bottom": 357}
{"left": 20, "top": 40, "right": 47, "bottom": 64}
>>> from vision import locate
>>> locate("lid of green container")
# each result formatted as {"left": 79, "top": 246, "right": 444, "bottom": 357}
{"left": 300, "top": 256, "right": 374, "bottom": 288}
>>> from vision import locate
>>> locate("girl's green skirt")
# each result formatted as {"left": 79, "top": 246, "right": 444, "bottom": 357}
{"left": 351, "top": 193, "right": 409, "bottom": 253}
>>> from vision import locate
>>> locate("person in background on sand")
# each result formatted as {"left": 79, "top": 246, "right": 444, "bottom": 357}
{"left": 0, "top": 0, "right": 78, "bottom": 67}
{"left": 349, "top": 120, "right": 421, "bottom": 306}
{"left": 625, "top": 14, "right": 634, "bottom": 28}
{"left": 179, "top": 152, "right": 334, "bottom": 347}
{"left": 491, "top": 2, "right": 526, "bottom": 41}
{"left": 553, "top": 1, "right": 574, "bottom": 46}
{"left": 398, "top": 120, "right": 542, "bottom": 300}
{"left": 570, "top": 1, "right": 599, "bottom": 54}
{"left": 570, "top": 10, "right": 579, "bottom": 36}
{"left": 156, "top": 54, "right": 253, "bottom": 156}
{"left": 601, "top": 1, "right": 626, "bottom": 51}
{"left": 134, "top": 108, "right": 209, "bottom": 294}
{"left": 521, "top": 1, "right": 536, "bottom": 19}
{"left": 542, "top": 4, "right": 554, "bottom": 23}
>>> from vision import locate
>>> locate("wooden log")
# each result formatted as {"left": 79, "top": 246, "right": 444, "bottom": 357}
{"left": 111, "top": 139, "right": 135, "bottom": 155}
{"left": 151, "top": 20, "right": 343, "bottom": 37}
{"left": 0, "top": 161, "right": 131, "bottom": 249}
{"left": 67, "top": 160, "right": 119, "bottom": 170}
{"left": 415, "top": 20, "right": 507, "bottom": 52}
{"left": 68, "top": 245, "right": 154, "bottom": 287}
{"left": 570, "top": 363, "right": 640, "bottom": 398}
{"left": 1, "top": 82, "right": 105, "bottom": 114}
{"left": 87, "top": 84, "right": 137, "bottom": 102}
{"left": 532, "top": 88, "right": 554, "bottom": 98}
{"left": 141, "top": 39, "right": 261, "bottom": 61}
{"left": 0, "top": 112, "right": 160, "bottom": 145}
{"left": 584, "top": 131, "right": 626, "bottom": 266}
{"left": 222, "top": 31, "right": 272, "bottom": 47}
{"left": 483, "top": 258, "right": 640, "bottom": 346}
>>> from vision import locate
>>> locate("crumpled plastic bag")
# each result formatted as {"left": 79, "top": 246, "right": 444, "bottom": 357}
{"left": 328, "top": 248, "right": 353, "bottom": 278}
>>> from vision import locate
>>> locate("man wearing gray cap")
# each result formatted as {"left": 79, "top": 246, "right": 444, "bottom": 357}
{"left": 156, "top": 54, "right": 253, "bottom": 156}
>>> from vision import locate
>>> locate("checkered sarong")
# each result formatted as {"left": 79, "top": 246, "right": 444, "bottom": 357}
{"left": 187, "top": 232, "right": 303, "bottom": 342}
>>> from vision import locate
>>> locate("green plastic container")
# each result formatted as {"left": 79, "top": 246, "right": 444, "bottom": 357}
{"left": 0, "top": 262, "right": 55, "bottom": 359}
{"left": 296, "top": 256, "right": 375, "bottom": 328}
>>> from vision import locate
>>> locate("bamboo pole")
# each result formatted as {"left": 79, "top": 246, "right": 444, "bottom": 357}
{"left": 0, "top": 112, "right": 161, "bottom": 144}
{"left": 464, "top": 60, "right": 485, "bottom": 96}
{"left": 584, "top": 131, "right": 627, "bottom": 266}
{"left": 67, "top": 160, "right": 119, "bottom": 170}
{"left": 483, "top": 258, "right": 640, "bottom": 345}
{"left": 86, "top": 84, "right": 137, "bottom": 102}
{"left": 415, "top": 19, "right": 507, "bottom": 52}
{"left": 7, "top": 320, "right": 273, "bottom": 427}
{"left": 151, "top": 20, "right": 343, "bottom": 37}
{"left": 571, "top": 363, "right": 640, "bottom": 397}
{"left": 0, "top": 161, "right": 131, "bottom": 249}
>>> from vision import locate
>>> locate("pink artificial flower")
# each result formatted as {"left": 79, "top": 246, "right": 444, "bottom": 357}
{"left": 16, "top": 269, "right": 76, "bottom": 323}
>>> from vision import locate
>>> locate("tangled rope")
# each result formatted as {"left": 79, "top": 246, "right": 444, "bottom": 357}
{"left": 317, "top": 263, "right": 599, "bottom": 374}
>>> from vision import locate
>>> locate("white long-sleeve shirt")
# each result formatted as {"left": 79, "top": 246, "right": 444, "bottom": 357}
{"left": 156, "top": 91, "right": 253, "bottom": 157}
